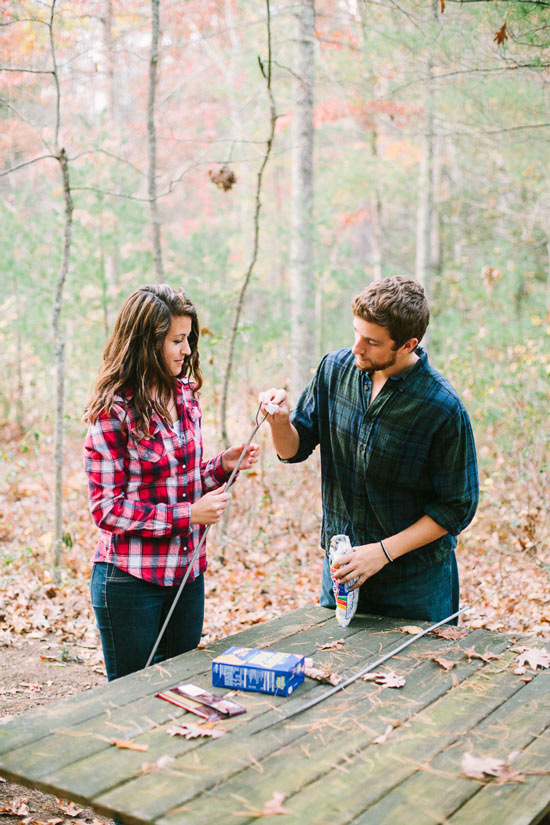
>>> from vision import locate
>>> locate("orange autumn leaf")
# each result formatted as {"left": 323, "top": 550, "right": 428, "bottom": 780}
{"left": 494, "top": 23, "right": 508, "bottom": 46}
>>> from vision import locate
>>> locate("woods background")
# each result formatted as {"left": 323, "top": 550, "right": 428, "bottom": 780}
{"left": 1, "top": 0, "right": 549, "bottom": 673}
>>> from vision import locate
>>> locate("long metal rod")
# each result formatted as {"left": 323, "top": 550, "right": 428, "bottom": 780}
{"left": 145, "top": 406, "right": 268, "bottom": 668}
{"left": 253, "top": 604, "right": 473, "bottom": 734}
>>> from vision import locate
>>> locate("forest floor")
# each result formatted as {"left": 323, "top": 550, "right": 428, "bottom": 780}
{"left": 1, "top": 419, "right": 549, "bottom": 824}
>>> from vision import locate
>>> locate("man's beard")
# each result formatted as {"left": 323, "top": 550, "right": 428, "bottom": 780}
{"left": 354, "top": 352, "right": 398, "bottom": 372}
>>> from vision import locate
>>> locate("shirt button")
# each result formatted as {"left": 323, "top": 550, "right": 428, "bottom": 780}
{"left": 183, "top": 493, "right": 186, "bottom": 498}
{"left": 183, "top": 464, "right": 187, "bottom": 469}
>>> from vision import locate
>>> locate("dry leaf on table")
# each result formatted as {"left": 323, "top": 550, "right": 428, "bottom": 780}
{"left": 431, "top": 656, "right": 457, "bottom": 672}
{"left": 463, "top": 647, "right": 500, "bottom": 664}
{"left": 399, "top": 625, "right": 424, "bottom": 635}
{"left": 167, "top": 723, "right": 225, "bottom": 739}
{"left": 461, "top": 751, "right": 525, "bottom": 784}
{"left": 517, "top": 647, "right": 550, "bottom": 671}
{"left": 430, "top": 626, "right": 469, "bottom": 640}
{"left": 362, "top": 671, "right": 406, "bottom": 688}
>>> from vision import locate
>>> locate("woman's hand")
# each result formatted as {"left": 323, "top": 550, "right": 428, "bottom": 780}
{"left": 221, "top": 442, "right": 260, "bottom": 474}
{"left": 190, "top": 485, "right": 231, "bottom": 524}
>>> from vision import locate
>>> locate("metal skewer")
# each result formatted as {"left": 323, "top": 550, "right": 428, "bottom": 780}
{"left": 145, "top": 402, "right": 275, "bottom": 668}
{"left": 252, "top": 603, "right": 473, "bottom": 734}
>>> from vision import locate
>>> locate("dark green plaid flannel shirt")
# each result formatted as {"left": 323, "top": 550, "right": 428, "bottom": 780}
{"left": 282, "top": 347, "right": 479, "bottom": 582}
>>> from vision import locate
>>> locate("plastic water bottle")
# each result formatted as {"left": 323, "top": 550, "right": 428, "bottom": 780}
{"left": 329, "top": 534, "right": 359, "bottom": 627}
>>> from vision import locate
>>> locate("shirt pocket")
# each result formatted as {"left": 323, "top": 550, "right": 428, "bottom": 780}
{"left": 365, "top": 427, "right": 430, "bottom": 489}
{"left": 135, "top": 437, "right": 166, "bottom": 463}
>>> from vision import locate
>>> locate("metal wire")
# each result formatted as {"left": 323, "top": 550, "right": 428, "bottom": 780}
{"left": 252, "top": 604, "right": 474, "bottom": 734}
{"left": 144, "top": 403, "right": 268, "bottom": 668}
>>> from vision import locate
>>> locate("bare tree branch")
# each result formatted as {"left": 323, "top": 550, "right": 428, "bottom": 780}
{"left": 0, "top": 154, "right": 57, "bottom": 177}
{"left": 220, "top": 0, "right": 278, "bottom": 447}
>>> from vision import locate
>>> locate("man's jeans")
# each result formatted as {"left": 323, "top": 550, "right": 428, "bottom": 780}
{"left": 320, "top": 550, "right": 460, "bottom": 624}
{"left": 90, "top": 562, "right": 204, "bottom": 681}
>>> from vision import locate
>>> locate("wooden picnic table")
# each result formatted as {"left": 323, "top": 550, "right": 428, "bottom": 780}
{"left": 0, "top": 605, "right": 548, "bottom": 825}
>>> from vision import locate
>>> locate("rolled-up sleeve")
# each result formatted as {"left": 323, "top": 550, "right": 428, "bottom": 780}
{"left": 424, "top": 408, "right": 479, "bottom": 535}
{"left": 84, "top": 408, "right": 191, "bottom": 537}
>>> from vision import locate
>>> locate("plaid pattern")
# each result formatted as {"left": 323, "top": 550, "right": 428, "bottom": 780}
{"left": 283, "top": 347, "right": 479, "bottom": 582}
{"left": 84, "top": 379, "right": 229, "bottom": 586}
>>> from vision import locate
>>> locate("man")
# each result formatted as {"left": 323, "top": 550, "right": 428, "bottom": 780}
{"left": 259, "top": 276, "right": 478, "bottom": 623}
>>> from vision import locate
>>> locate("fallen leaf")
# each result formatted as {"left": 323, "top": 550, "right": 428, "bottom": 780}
{"left": 431, "top": 656, "right": 456, "bottom": 671}
{"left": 167, "top": 723, "right": 225, "bottom": 739}
{"left": 54, "top": 800, "right": 82, "bottom": 817}
{"left": 110, "top": 738, "right": 149, "bottom": 752}
{"left": 430, "top": 626, "right": 469, "bottom": 640}
{"left": 399, "top": 625, "right": 424, "bottom": 635}
{"left": 373, "top": 724, "right": 394, "bottom": 745}
{"left": 0, "top": 798, "right": 30, "bottom": 816}
{"left": 464, "top": 647, "right": 500, "bottom": 663}
{"left": 362, "top": 671, "right": 406, "bottom": 688}
{"left": 316, "top": 640, "right": 345, "bottom": 651}
{"left": 517, "top": 647, "right": 550, "bottom": 671}
{"left": 461, "top": 751, "right": 525, "bottom": 784}
{"left": 304, "top": 660, "right": 342, "bottom": 685}
{"left": 261, "top": 791, "right": 291, "bottom": 816}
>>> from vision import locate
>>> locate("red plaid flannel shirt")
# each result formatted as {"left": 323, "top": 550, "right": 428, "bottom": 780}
{"left": 84, "top": 378, "right": 229, "bottom": 586}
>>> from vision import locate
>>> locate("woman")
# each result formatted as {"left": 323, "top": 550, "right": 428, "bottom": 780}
{"left": 84, "top": 284, "right": 258, "bottom": 680}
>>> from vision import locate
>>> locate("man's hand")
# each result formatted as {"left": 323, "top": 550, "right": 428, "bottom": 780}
{"left": 190, "top": 486, "right": 231, "bottom": 525}
{"left": 332, "top": 542, "right": 390, "bottom": 589}
{"left": 221, "top": 442, "right": 259, "bottom": 474}
{"left": 258, "top": 388, "right": 291, "bottom": 423}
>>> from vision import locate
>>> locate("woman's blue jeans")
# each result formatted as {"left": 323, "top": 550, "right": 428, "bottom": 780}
{"left": 90, "top": 562, "right": 204, "bottom": 681}
{"left": 320, "top": 550, "right": 460, "bottom": 625}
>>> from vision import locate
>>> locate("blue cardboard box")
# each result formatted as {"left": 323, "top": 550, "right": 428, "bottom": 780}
{"left": 212, "top": 646, "right": 305, "bottom": 696}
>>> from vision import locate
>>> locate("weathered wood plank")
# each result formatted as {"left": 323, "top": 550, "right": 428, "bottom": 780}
{"left": 93, "top": 631, "right": 513, "bottom": 824}
{"left": 0, "top": 605, "right": 332, "bottom": 757}
{"left": 448, "top": 712, "right": 550, "bottom": 825}
{"left": 344, "top": 672, "right": 550, "bottom": 825}
{"left": 0, "top": 608, "right": 380, "bottom": 794}
{"left": 179, "top": 646, "right": 528, "bottom": 825}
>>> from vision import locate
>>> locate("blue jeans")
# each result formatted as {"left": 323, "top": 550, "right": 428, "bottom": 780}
{"left": 320, "top": 551, "right": 460, "bottom": 625}
{"left": 90, "top": 562, "right": 204, "bottom": 681}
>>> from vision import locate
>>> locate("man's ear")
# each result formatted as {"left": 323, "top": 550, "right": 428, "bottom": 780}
{"left": 401, "top": 337, "right": 419, "bottom": 353}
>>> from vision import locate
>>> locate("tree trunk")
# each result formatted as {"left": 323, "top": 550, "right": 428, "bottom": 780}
{"left": 289, "top": 0, "right": 315, "bottom": 397}
{"left": 52, "top": 148, "right": 74, "bottom": 583}
{"left": 370, "top": 130, "right": 383, "bottom": 281}
{"left": 148, "top": 0, "right": 164, "bottom": 283}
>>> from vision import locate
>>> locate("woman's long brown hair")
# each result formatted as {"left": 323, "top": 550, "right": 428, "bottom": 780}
{"left": 84, "top": 284, "right": 202, "bottom": 435}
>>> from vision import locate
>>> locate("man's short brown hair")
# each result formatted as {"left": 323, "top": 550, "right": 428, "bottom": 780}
{"left": 352, "top": 276, "right": 430, "bottom": 348}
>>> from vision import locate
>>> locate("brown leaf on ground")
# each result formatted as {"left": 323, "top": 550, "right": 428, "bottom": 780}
{"left": 256, "top": 792, "right": 291, "bottom": 816}
{"left": 110, "top": 738, "right": 148, "bottom": 752}
{"left": 0, "top": 798, "right": 31, "bottom": 816}
{"left": 430, "top": 626, "right": 469, "bottom": 640}
{"left": 461, "top": 751, "right": 524, "bottom": 784}
{"left": 362, "top": 671, "right": 406, "bottom": 688}
{"left": 431, "top": 656, "right": 457, "bottom": 671}
{"left": 54, "top": 800, "right": 82, "bottom": 817}
{"left": 517, "top": 647, "right": 550, "bottom": 670}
